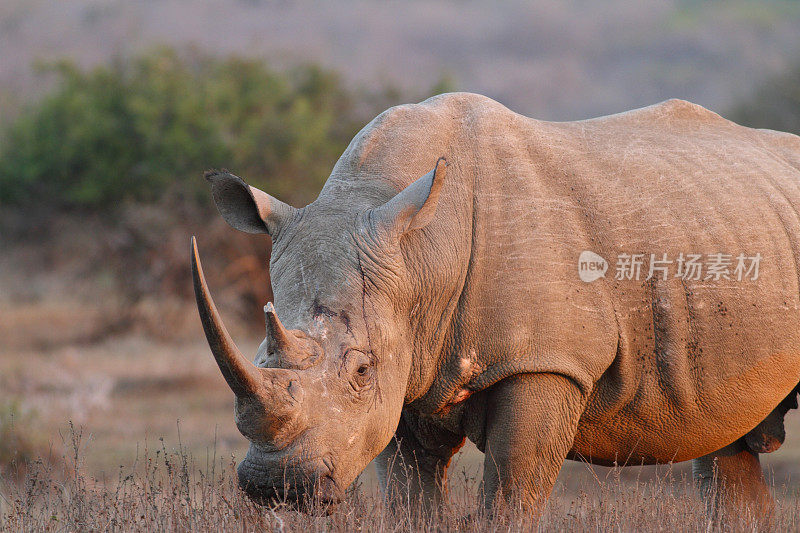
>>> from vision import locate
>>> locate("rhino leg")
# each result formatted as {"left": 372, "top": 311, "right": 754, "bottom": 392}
{"left": 744, "top": 385, "right": 799, "bottom": 453}
{"left": 481, "top": 373, "right": 585, "bottom": 513}
{"left": 692, "top": 439, "right": 774, "bottom": 525}
{"left": 375, "top": 412, "right": 465, "bottom": 509}
{"left": 745, "top": 408, "right": 787, "bottom": 454}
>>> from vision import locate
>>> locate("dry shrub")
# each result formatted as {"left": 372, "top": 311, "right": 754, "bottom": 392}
{"left": 0, "top": 202, "right": 272, "bottom": 349}
{"left": 0, "top": 403, "right": 59, "bottom": 484}
{"left": 1, "top": 426, "right": 798, "bottom": 532}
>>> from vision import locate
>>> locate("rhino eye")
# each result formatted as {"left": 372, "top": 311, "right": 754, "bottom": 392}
{"left": 343, "top": 349, "right": 373, "bottom": 392}
{"left": 352, "top": 366, "right": 372, "bottom": 390}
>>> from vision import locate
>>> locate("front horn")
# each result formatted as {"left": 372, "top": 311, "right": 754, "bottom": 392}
{"left": 191, "top": 236, "right": 263, "bottom": 397}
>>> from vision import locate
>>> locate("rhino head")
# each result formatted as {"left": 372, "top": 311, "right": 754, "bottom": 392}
{"left": 191, "top": 159, "right": 447, "bottom": 506}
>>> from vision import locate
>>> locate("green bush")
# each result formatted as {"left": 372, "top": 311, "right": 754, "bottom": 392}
{"left": 0, "top": 49, "right": 362, "bottom": 208}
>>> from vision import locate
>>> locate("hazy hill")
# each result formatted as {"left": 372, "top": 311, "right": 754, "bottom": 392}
{"left": 2, "top": 0, "right": 800, "bottom": 121}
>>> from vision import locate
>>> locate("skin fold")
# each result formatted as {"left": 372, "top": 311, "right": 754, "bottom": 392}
{"left": 192, "top": 92, "right": 800, "bottom": 516}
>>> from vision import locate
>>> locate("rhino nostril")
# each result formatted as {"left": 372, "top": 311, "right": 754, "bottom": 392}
{"left": 287, "top": 379, "right": 303, "bottom": 402}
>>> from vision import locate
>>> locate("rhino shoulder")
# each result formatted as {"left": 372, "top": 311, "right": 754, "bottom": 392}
{"left": 367, "top": 92, "right": 513, "bottom": 133}
{"left": 334, "top": 92, "right": 515, "bottom": 177}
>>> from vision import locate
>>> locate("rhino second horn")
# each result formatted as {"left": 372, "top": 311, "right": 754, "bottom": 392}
{"left": 191, "top": 236, "right": 263, "bottom": 397}
{"left": 264, "top": 302, "right": 296, "bottom": 353}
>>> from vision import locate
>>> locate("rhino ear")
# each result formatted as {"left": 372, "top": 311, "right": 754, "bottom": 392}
{"left": 204, "top": 170, "right": 295, "bottom": 236}
{"left": 371, "top": 157, "right": 448, "bottom": 235}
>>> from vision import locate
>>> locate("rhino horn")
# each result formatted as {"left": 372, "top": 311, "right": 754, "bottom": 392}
{"left": 264, "top": 302, "right": 294, "bottom": 351}
{"left": 264, "top": 302, "right": 319, "bottom": 368}
{"left": 191, "top": 237, "right": 263, "bottom": 397}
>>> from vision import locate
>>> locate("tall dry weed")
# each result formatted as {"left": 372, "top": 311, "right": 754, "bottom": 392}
{"left": 1, "top": 425, "right": 797, "bottom": 532}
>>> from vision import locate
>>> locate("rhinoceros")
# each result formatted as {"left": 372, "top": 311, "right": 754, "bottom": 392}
{"left": 191, "top": 92, "right": 800, "bottom": 515}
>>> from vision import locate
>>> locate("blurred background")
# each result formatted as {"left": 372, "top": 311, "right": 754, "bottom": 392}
{"left": 1, "top": 0, "right": 800, "bottom": 493}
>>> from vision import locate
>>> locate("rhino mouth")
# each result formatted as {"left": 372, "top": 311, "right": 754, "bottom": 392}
{"left": 237, "top": 456, "right": 342, "bottom": 509}
{"left": 238, "top": 474, "right": 341, "bottom": 509}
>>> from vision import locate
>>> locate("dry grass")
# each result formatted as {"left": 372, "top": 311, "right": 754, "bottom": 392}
{"left": 1, "top": 427, "right": 798, "bottom": 532}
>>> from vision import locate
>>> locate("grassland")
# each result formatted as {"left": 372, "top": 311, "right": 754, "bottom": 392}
{"left": 2, "top": 443, "right": 798, "bottom": 531}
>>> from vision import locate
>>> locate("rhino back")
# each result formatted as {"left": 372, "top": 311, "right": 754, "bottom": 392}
{"left": 553, "top": 100, "right": 800, "bottom": 462}
{"left": 321, "top": 93, "right": 800, "bottom": 461}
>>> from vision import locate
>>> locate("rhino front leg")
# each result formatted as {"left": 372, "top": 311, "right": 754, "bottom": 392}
{"left": 482, "top": 373, "right": 586, "bottom": 513}
{"left": 375, "top": 412, "right": 465, "bottom": 509}
{"left": 692, "top": 439, "right": 775, "bottom": 524}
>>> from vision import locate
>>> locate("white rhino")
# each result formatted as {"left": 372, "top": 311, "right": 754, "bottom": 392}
{"left": 191, "top": 93, "right": 800, "bottom": 516}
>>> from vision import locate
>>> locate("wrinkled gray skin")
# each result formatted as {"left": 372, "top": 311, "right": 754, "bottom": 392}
{"left": 192, "top": 93, "right": 800, "bottom": 516}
